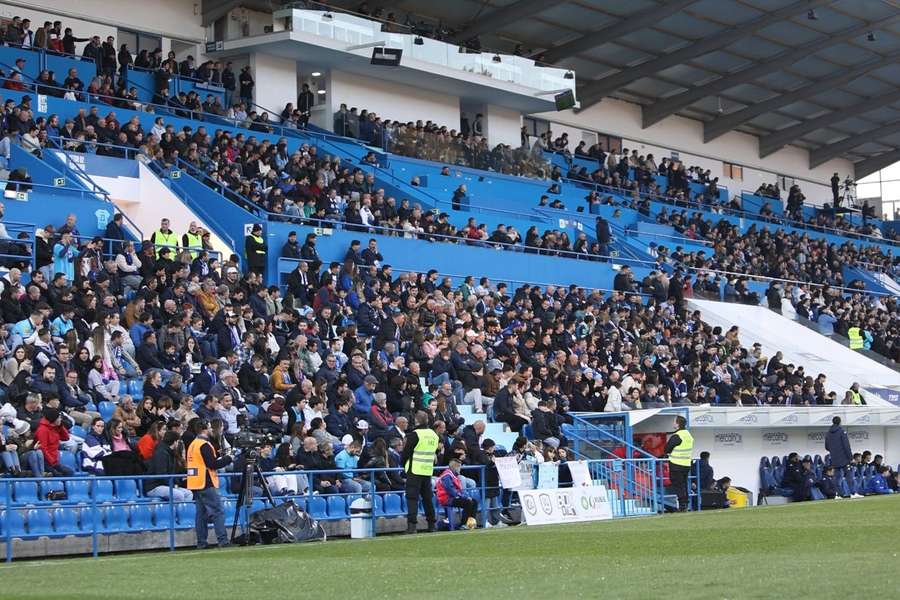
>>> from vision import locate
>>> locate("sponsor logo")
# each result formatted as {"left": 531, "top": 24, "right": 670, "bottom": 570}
{"left": 715, "top": 432, "right": 742, "bottom": 445}
{"left": 762, "top": 432, "right": 789, "bottom": 444}
{"left": 738, "top": 414, "right": 758, "bottom": 424}
{"left": 853, "top": 414, "right": 871, "bottom": 424}
{"left": 523, "top": 496, "right": 537, "bottom": 516}
{"left": 580, "top": 493, "right": 609, "bottom": 511}
{"left": 557, "top": 492, "right": 577, "bottom": 517}
{"left": 807, "top": 432, "right": 826, "bottom": 442}
{"left": 779, "top": 414, "right": 799, "bottom": 424}
{"left": 693, "top": 414, "right": 714, "bottom": 424}
{"left": 539, "top": 494, "right": 553, "bottom": 515}
{"left": 848, "top": 431, "right": 870, "bottom": 442}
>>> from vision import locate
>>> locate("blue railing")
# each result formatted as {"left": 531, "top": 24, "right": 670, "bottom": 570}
{"left": 0, "top": 456, "right": 660, "bottom": 561}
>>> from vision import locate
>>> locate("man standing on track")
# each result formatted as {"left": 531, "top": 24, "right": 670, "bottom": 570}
{"left": 401, "top": 410, "right": 439, "bottom": 534}
{"left": 665, "top": 415, "right": 693, "bottom": 512}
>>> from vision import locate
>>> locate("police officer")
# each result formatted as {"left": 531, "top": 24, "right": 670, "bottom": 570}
{"left": 401, "top": 410, "right": 439, "bottom": 534}
{"left": 244, "top": 223, "right": 267, "bottom": 279}
{"left": 150, "top": 218, "right": 178, "bottom": 259}
{"left": 664, "top": 415, "right": 693, "bottom": 512}
{"left": 182, "top": 221, "right": 203, "bottom": 259}
{"left": 186, "top": 419, "right": 233, "bottom": 549}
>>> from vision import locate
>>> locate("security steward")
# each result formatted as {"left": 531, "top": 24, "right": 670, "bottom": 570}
{"left": 150, "top": 217, "right": 178, "bottom": 259}
{"left": 186, "top": 419, "right": 233, "bottom": 549}
{"left": 664, "top": 415, "right": 694, "bottom": 512}
{"left": 847, "top": 323, "right": 864, "bottom": 351}
{"left": 401, "top": 410, "right": 439, "bottom": 534}
{"left": 244, "top": 223, "right": 267, "bottom": 279}
{"left": 182, "top": 221, "right": 203, "bottom": 259}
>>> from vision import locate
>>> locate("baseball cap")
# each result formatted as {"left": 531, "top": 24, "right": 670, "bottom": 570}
{"left": 486, "top": 358, "right": 503, "bottom": 372}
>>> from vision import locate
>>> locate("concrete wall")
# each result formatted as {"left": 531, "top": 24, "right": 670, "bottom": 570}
{"left": 329, "top": 69, "right": 460, "bottom": 132}
{"left": 484, "top": 103, "right": 522, "bottom": 148}
{"left": 533, "top": 97, "right": 853, "bottom": 204}
{"left": 249, "top": 51, "right": 297, "bottom": 115}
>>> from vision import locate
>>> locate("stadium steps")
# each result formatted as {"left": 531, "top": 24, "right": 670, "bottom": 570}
{"left": 456, "top": 404, "right": 519, "bottom": 450}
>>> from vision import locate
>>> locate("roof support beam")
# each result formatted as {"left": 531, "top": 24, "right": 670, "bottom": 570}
{"left": 452, "top": 0, "right": 569, "bottom": 43}
{"left": 855, "top": 149, "right": 900, "bottom": 181}
{"left": 538, "top": 0, "right": 697, "bottom": 64}
{"left": 577, "top": 0, "right": 830, "bottom": 107}
{"left": 703, "top": 48, "right": 900, "bottom": 143}
{"left": 759, "top": 89, "right": 900, "bottom": 158}
{"left": 809, "top": 120, "right": 900, "bottom": 169}
{"left": 640, "top": 13, "right": 900, "bottom": 129}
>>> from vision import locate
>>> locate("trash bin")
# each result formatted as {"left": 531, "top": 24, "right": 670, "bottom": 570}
{"left": 349, "top": 497, "right": 373, "bottom": 539}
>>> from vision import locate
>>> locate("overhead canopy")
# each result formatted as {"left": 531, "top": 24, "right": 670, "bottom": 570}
{"left": 328, "top": 0, "right": 900, "bottom": 177}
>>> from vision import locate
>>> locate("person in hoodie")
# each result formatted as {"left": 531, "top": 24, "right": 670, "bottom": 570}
{"left": 865, "top": 466, "right": 895, "bottom": 495}
{"left": 35, "top": 406, "right": 72, "bottom": 476}
{"left": 824, "top": 416, "right": 852, "bottom": 479}
{"left": 816, "top": 465, "right": 838, "bottom": 499}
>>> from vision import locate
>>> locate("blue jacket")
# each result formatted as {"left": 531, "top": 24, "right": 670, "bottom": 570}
{"left": 353, "top": 385, "right": 374, "bottom": 416}
{"left": 334, "top": 449, "right": 359, "bottom": 480}
{"left": 865, "top": 473, "right": 893, "bottom": 495}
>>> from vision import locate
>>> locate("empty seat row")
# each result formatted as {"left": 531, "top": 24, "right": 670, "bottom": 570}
{"left": 8, "top": 478, "right": 146, "bottom": 505}
{"left": 0, "top": 503, "right": 192, "bottom": 538}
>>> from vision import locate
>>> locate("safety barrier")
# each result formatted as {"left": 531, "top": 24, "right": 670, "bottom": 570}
{"left": 0, "top": 456, "right": 662, "bottom": 561}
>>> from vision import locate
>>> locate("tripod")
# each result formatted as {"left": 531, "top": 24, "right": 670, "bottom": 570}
{"left": 229, "top": 454, "right": 277, "bottom": 545}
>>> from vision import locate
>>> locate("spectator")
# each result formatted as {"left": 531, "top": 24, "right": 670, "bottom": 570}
{"left": 435, "top": 457, "right": 478, "bottom": 530}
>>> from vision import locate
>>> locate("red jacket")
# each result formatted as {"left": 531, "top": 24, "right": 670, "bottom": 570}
{"left": 435, "top": 468, "right": 463, "bottom": 506}
{"left": 35, "top": 417, "right": 70, "bottom": 466}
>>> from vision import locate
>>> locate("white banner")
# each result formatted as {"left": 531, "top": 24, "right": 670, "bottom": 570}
{"left": 495, "top": 456, "right": 522, "bottom": 490}
{"left": 537, "top": 463, "right": 559, "bottom": 489}
{"left": 568, "top": 460, "right": 592, "bottom": 487}
{"left": 519, "top": 486, "right": 613, "bottom": 526}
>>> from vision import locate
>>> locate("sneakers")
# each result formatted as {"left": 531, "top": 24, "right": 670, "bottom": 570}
{"left": 833, "top": 496, "right": 844, "bottom": 501}
{"left": 851, "top": 493, "right": 864, "bottom": 499}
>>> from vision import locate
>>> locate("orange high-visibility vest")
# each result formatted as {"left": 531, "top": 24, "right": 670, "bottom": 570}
{"left": 186, "top": 438, "right": 219, "bottom": 490}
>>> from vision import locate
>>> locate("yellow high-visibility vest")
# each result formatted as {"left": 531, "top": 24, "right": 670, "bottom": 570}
{"left": 405, "top": 428, "right": 438, "bottom": 476}
{"left": 183, "top": 231, "right": 202, "bottom": 258}
{"left": 153, "top": 229, "right": 178, "bottom": 259}
{"left": 848, "top": 327, "right": 863, "bottom": 350}
{"left": 669, "top": 429, "right": 694, "bottom": 467}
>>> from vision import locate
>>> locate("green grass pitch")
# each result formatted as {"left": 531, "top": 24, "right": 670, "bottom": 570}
{"left": 3, "top": 495, "right": 900, "bottom": 599}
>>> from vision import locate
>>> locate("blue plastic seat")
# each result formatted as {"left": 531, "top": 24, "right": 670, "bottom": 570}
{"left": 307, "top": 496, "right": 327, "bottom": 518}
{"left": 175, "top": 502, "right": 196, "bottom": 529}
{"left": 522, "top": 424, "right": 534, "bottom": 439}
{"left": 66, "top": 480, "right": 91, "bottom": 503}
{"left": 71, "top": 425, "right": 87, "bottom": 439}
{"left": 59, "top": 451, "right": 78, "bottom": 474}
{"left": 0, "top": 509, "right": 27, "bottom": 538}
{"left": 13, "top": 481, "right": 40, "bottom": 504}
{"left": 128, "top": 379, "right": 143, "bottom": 396}
{"left": 373, "top": 494, "right": 385, "bottom": 515}
{"left": 101, "top": 506, "right": 130, "bottom": 533}
{"left": 384, "top": 493, "right": 402, "bottom": 515}
{"left": 246, "top": 403, "right": 259, "bottom": 418}
{"left": 327, "top": 495, "right": 347, "bottom": 517}
{"left": 222, "top": 500, "right": 237, "bottom": 524}
{"left": 51, "top": 507, "right": 83, "bottom": 537}
{"left": 98, "top": 401, "right": 116, "bottom": 421}
{"left": 27, "top": 509, "right": 54, "bottom": 536}
{"left": 41, "top": 480, "right": 66, "bottom": 501}
{"left": 114, "top": 479, "right": 140, "bottom": 502}
{"left": 93, "top": 479, "right": 115, "bottom": 502}
{"left": 130, "top": 505, "right": 154, "bottom": 531}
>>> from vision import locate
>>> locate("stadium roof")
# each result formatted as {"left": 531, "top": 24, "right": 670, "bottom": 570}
{"left": 329, "top": 0, "right": 900, "bottom": 177}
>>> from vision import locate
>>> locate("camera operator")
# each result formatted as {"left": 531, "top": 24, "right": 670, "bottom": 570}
{"left": 186, "top": 419, "right": 233, "bottom": 549}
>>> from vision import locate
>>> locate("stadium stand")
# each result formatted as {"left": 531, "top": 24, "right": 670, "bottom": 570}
{"left": 1, "top": 0, "right": 900, "bottom": 562}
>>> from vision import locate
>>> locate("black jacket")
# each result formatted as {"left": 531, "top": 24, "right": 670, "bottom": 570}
{"left": 144, "top": 443, "right": 178, "bottom": 494}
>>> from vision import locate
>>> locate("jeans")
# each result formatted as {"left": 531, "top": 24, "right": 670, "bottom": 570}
{"left": 147, "top": 485, "right": 193, "bottom": 502}
{"left": 194, "top": 486, "right": 228, "bottom": 548}
{"left": 339, "top": 478, "right": 372, "bottom": 494}
{"left": 484, "top": 496, "right": 501, "bottom": 525}
{"left": 1, "top": 450, "right": 21, "bottom": 471}
{"left": 48, "top": 463, "right": 74, "bottom": 477}
{"left": 23, "top": 450, "right": 44, "bottom": 475}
